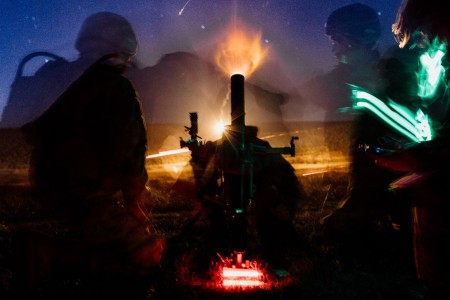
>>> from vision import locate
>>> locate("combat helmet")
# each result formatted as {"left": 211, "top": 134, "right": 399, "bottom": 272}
{"left": 75, "top": 12, "right": 138, "bottom": 57}
{"left": 325, "top": 3, "right": 381, "bottom": 47}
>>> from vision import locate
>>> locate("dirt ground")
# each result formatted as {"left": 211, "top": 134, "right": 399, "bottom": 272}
{"left": 0, "top": 124, "right": 430, "bottom": 299}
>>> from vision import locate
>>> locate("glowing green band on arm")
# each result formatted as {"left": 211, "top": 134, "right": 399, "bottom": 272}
{"left": 353, "top": 90, "right": 432, "bottom": 142}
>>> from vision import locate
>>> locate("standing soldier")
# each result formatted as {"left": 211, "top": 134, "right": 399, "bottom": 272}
{"left": 20, "top": 12, "right": 165, "bottom": 298}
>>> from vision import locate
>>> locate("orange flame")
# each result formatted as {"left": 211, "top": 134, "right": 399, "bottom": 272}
{"left": 215, "top": 22, "right": 268, "bottom": 77}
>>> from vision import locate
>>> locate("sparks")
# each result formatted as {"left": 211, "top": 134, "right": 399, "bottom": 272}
{"left": 178, "top": 0, "right": 192, "bottom": 15}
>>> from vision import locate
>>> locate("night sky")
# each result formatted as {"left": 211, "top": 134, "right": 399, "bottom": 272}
{"left": 0, "top": 0, "right": 402, "bottom": 121}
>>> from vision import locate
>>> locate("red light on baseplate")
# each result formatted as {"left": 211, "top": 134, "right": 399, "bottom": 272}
{"left": 219, "top": 252, "right": 265, "bottom": 288}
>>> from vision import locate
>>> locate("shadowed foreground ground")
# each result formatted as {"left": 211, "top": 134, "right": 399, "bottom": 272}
{"left": 0, "top": 124, "right": 430, "bottom": 299}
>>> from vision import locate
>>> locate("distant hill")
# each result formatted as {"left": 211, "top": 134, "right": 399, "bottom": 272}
{"left": 0, "top": 50, "right": 302, "bottom": 153}
{"left": 126, "top": 51, "right": 292, "bottom": 150}
{"left": 128, "top": 51, "right": 290, "bottom": 124}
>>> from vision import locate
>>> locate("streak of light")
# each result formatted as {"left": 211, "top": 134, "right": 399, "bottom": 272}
{"left": 301, "top": 169, "right": 331, "bottom": 176}
{"left": 259, "top": 132, "right": 289, "bottom": 140}
{"left": 146, "top": 148, "right": 189, "bottom": 159}
{"left": 178, "top": 0, "right": 192, "bottom": 15}
{"left": 300, "top": 164, "right": 349, "bottom": 176}
{"left": 259, "top": 134, "right": 277, "bottom": 139}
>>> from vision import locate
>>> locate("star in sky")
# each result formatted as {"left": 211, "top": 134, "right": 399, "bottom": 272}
{"left": 0, "top": 0, "right": 402, "bottom": 122}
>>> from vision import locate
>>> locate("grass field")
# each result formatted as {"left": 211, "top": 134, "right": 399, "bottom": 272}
{"left": 0, "top": 123, "right": 429, "bottom": 299}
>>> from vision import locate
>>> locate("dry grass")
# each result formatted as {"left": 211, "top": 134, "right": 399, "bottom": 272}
{"left": 0, "top": 125, "right": 429, "bottom": 299}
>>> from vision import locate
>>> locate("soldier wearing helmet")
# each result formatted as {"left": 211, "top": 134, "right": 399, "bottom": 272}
{"left": 325, "top": 3, "right": 381, "bottom": 59}
{"left": 18, "top": 12, "right": 165, "bottom": 297}
{"left": 299, "top": 3, "right": 382, "bottom": 125}
{"left": 325, "top": 3, "right": 381, "bottom": 64}
{"left": 297, "top": 3, "right": 384, "bottom": 159}
{"left": 320, "top": 3, "right": 421, "bottom": 257}
{"left": 298, "top": 4, "right": 409, "bottom": 252}
{"left": 301, "top": 3, "right": 381, "bottom": 121}
{"left": 1, "top": 12, "right": 139, "bottom": 128}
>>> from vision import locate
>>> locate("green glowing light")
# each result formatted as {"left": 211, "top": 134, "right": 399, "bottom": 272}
{"left": 417, "top": 38, "right": 447, "bottom": 99}
{"left": 353, "top": 89, "right": 432, "bottom": 142}
{"left": 415, "top": 109, "right": 432, "bottom": 141}
{"left": 350, "top": 38, "right": 447, "bottom": 144}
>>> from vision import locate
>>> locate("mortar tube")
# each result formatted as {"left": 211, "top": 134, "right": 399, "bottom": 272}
{"left": 230, "top": 74, "right": 247, "bottom": 251}
{"left": 230, "top": 74, "right": 246, "bottom": 214}
{"left": 231, "top": 74, "right": 245, "bottom": 127}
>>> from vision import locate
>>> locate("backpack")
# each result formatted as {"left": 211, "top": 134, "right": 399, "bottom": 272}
{"left": 1, "top": 52, "right": 69, "bottom": 128}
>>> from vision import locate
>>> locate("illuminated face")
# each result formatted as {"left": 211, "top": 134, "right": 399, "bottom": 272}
{"left": 329, "top": 34, "right": 353, "bottom": 64}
